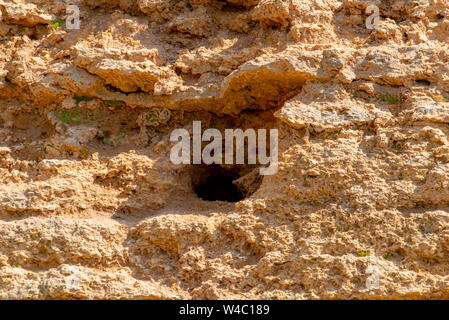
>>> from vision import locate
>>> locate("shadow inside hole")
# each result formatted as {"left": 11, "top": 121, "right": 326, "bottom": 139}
{"left": 192, "top": 165, "right": 262, "bottom": 203}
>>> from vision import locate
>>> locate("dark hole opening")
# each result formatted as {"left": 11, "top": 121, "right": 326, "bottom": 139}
{"left": 192, "top": 165, "right": 262, "bottom": 203}
{"left": 195, "top": 171, "right": 243, "bottom": 202}
{"left": 416, "top": 79, "right": 431, "bottom": 86}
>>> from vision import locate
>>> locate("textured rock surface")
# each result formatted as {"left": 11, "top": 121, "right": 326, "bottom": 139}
{"left": 0, "top": 0, "right": 449, "bottom": 299}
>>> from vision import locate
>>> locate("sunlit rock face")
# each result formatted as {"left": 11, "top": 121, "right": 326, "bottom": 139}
{"left": 0, "top": 0, "right": 449, "bottom": 299}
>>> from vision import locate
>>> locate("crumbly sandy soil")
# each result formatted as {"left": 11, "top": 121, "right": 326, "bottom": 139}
{"left": 0, "top": 0, "right": 449, "bottom": 299}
